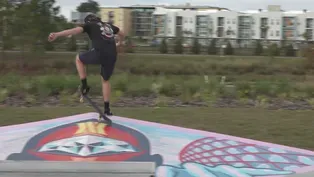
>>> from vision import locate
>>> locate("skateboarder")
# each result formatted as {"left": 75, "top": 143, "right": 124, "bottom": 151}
{"left": 48, "top": 14, "right": 124, "bottom": 116}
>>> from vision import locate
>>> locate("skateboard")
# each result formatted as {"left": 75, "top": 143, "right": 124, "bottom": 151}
{"left": 78, "top": 88, "right": 112, "bottom": 126}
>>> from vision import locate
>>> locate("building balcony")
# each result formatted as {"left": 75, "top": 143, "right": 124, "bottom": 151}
{"left": 283, "top": 25, "right": 296, "bottom": 29}
{"left": 196, "top": 24, "right": 208, "bottom": 27}
{"left": 239, "top": 22, "right": 251, "bottom": 26}
{"left": 260, "top": 25, "right": 269, "bottom": 30}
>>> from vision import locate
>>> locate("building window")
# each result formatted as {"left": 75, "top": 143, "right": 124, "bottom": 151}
{"left": 233, "top": 19, "right": 236, "bottom": 24}
{"left": 218, "top": 17, "right": 224, "bottom": 26}
{"left": 176, "top": 16, "right": 183, "bottom": 25}
{"left": 271, "top": 19, "right": 274, "bottom": 25}
{"left": 270, "top": 30, "right": 273, "bottom": 36}
{"left": 276, "top": 31, "right": 279, "bottom": 36}
{"left": 306, "top": 18, "right": 313, "bottom": 28}
{"left": 276, "top": 19, "right": 280, "bottom": 25}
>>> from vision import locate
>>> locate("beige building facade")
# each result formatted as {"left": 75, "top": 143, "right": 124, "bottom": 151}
{"left": 99, "top": 7, "right": 132, "bottom": 36}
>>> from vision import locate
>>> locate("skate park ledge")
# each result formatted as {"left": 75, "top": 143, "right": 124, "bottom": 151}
{"left": 0, "top": 160, "right": 155, "bottom": 177}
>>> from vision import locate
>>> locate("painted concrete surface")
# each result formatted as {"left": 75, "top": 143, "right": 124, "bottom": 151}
{"left": 1, "top": 112, "right": 314, "bottom": 177}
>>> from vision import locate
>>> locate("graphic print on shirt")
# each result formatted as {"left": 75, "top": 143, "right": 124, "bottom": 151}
{"left": 98, "top": 22, "right": 114, "bottom": 40}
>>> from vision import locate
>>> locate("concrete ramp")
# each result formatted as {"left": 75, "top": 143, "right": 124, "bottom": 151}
{"left": 0, "top": 161, "right": 155, "bottom": 177}
{"left": 1, "top": 112, "right": 314, "bottom": 177}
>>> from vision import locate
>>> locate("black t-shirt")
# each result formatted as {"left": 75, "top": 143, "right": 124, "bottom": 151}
{"left": 81, "top": 22, "right": 119, "bottom": 55}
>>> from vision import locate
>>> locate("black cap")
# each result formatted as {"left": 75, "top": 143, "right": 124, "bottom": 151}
{"left": 84, "top": 13, "right": 101, "bottom": 24}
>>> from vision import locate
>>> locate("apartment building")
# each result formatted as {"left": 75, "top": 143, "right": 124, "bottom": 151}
{"left": 121, "top": 4, "right": 227, "bottom": 38}
{"left": 99, "top": 7, "right": 132, "bottom": 36}
{"left": 153, "top": 8, "right": 238, "bottom": 38}
{"left": 152, "top": 5, "right": 314, "bottom": 41}
{"left": 120, "top": 5, "right": 156, "bottom": 38}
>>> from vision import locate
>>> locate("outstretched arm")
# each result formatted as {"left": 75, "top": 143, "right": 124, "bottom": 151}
{"left": 48, "top": 27, "right": 84, "bottom": 42}
{"left": 56, "top": 27, "right": 84, "bottom": 37}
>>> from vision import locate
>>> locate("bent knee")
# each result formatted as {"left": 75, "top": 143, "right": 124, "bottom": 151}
{"left": 75, "top": 55, "right": 80, "bottom": 61}
{"left": 102, "top": 78, "right": 110, "bottom": 82}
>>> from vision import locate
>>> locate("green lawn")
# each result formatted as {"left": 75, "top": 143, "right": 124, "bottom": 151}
{"left": 0, "top": 106, "right": 313, "bottom": 151}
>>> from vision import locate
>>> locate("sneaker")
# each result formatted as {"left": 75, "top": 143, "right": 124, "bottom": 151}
{"left": 104, "top": 109, "right": 113, "bottom": 116}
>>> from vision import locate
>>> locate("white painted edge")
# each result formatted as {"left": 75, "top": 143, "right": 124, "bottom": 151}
{"left": 288, "top": 172, "right": 314, "bottom": 177}
{"left": 0, "top": 161, "right": 155, "bottom": 173}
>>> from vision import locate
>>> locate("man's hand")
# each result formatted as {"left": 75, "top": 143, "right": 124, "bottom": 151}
{"left": 48, "top": 32, "right": 58, "bottom": 42}
{"left": 116, "top": 41, "right": 125, "bottom": 54}
{"left": 48, "top": 27, "right": 84, "bottom": 42}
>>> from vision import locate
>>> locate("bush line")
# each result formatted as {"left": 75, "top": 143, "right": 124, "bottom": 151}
{"left": 0, "top": 53, "right": 311, "bottom": 76}
{"left": 1, "top": 74, "right": 314, "bottom": 104}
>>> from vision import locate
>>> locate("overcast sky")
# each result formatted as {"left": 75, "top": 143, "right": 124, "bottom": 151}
{"left": 55, "top": 0, "right": 314, "bottom": 20}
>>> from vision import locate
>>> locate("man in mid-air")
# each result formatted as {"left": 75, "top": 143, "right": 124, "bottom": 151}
{"left": 48, "top": 14, "right": 124, "bottom": 116}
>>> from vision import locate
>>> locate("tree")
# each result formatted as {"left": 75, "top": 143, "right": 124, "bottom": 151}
{"left": 0, "top": 0, "right": 15, "bottom": 51}
{"left": 76, "top": 0, "right": 100, "bottom": 14}
{"left": 13, "top": 0, "right": 62, "bottom": 52}
{"left": 6, "top": 0, "right": 75, "bottom": 54}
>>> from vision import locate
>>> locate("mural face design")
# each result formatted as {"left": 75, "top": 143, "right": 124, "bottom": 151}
{"left": 1, "top": 113, "right": 314, "bottom": 177}
{"left": 5, "top": 119, "right": 163, "bottom": 166}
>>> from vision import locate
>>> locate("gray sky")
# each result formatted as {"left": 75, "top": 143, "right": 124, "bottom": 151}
{"left": 56, "top": 0, "right": 314, "bottom": 20}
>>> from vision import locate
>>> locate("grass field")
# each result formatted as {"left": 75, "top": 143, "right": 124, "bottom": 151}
{"left": 0, "top": 106, "right": 314, "bottom": 151}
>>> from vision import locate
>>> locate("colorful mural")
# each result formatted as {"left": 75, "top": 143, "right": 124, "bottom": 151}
{"left": 1, "top": 112, "right": 314, "bottom": 177}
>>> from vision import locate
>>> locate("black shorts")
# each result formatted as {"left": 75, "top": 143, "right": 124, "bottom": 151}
{"left": 78, "top": 48, "right": 117, "bottom": 81}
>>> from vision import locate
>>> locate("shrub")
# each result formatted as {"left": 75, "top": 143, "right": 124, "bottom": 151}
{"left": 207, "top": 38, "right": 217, "bottom": 55}
{"left": 284, "top": 44, "right": 295, "bottom": 57}
{"left": 159, "top": 80, "right": 182, "bottom": 97}
{"left": 1, "top": 74, "right": 314, "bottom": 105}
{"left": 67, "top": 36, "right": 77, "bottom": 51}
{"left": 191, "top": 38, "right": 200, "bottom": 54}
{"left": 268, "top": 43, "right": 280, "bottom": 57}
{"left": 124, "top": 76, "right": 154, "bottom": 97}
{"left": 2, "top": 36, "right": 15, "bottom": 50}
{"left": 125, "top": 36, "right": 134, "bottom": 53}
{"left": 304, "top": 44, "right": 314, "bottom": 69}
{"left": 254, "top": 40, "right": 263, "bottom": 56}
{"left": 159, "top": 38, "right": 168, "bottom": 54}
{"left": 224, "top": 41, "right": 233, "bottom": 55}
{"left": 174, "top": 37, "right": 183, "bottom": 54}
{"left": 0, "top": 53, "right": 310, "bottom": 76}
{"left": 44, "top": 41, "right": 55, "bottom": 51}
